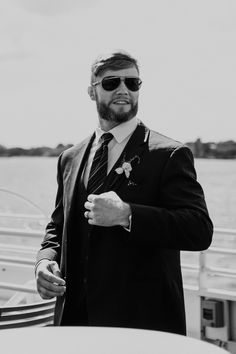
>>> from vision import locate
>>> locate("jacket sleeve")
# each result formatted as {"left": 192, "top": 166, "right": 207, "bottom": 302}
{"left": 35, "top": 153, "right": 64, "bottom": 265}
{"left": 129, "top": 145, "right": 213, "bottom": 251}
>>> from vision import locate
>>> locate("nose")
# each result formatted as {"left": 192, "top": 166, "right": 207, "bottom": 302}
{"left": 116, "top": 78, "right": 128, "bottom": 95}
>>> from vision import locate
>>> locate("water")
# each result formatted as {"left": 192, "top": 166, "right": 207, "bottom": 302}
{"left": 194, "top": 158, "right": 236, "bottom": 230}
{"left": 0, "top": 157, "right": 57, "bottom": 216}
{"left": 0, "top": 156, "right": 235, "bottom": 229}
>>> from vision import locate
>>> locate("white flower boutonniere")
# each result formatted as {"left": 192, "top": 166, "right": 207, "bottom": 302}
{"left": 115, "top": 162, "right": 132, "bottom": 178}
{"left": 115, "top": 155, "right": 140, "bottom": 179}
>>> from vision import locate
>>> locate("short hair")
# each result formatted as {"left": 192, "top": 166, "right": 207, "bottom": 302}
{"left": 90, "top": 51, "right": 140, "bottom": 83}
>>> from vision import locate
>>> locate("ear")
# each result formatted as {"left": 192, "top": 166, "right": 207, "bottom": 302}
{"left": 88, "top": 86, "right": 96, "bottom": 101}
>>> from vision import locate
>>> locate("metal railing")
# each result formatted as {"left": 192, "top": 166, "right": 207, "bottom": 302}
{"left": 0, "top": 226, "right": 44, "bottom": 239}
{"left": 0, "top": 281, "right": 37, "bottom": 294}
{"left": 0, "top": 189, "right": 48, "bottom": 218}
{"left": 0, "top": 212, "right": 45, "bottom": 295}
{"left": 1, "top": 222, "right": 236, "bottom": 296}
{"left": 182, "top": 228, "right": 236, "bottom": 298}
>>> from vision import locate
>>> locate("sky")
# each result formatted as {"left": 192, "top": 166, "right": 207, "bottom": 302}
{"left": 0, "top": 0, "right": 236, "bottom": 148}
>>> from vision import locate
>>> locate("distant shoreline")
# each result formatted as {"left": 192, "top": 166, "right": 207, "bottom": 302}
{"left": 0, "top": 139, "right": 236, "bottom": 159}
{"left": 0, "top": 143, "right": 73, "bottom": 158}
{"left": 186, "top": 139, "right": 236, "bottom": 159}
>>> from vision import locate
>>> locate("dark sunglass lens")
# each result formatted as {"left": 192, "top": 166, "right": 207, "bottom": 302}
{"left": 102, "top": 77, "right": 120, "bottom": 91}
{"left": 125, "top": 78, "right": 141, "bottom": 91}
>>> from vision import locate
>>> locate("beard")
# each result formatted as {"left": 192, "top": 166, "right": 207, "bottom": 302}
{"left": 96, "top": 100, "right": 138, "bottom": 123}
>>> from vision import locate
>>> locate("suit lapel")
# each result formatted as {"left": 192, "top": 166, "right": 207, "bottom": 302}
{"left": 65, "top": 122, "right": 149, "bottom": 217}
{"left": 65, "top": 134, "right": 95, "bottom": 219}
{"left": 104, "top": 122, "right": 149, "bottom": 192}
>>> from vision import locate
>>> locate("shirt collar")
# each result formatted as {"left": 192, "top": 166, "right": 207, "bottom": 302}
{"left": 95, "top": 117, "right": 138, "bottom": 144}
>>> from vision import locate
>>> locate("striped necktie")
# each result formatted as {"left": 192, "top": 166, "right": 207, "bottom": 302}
{"left": 87, "top": 132, "right": 113, "bottom": 194}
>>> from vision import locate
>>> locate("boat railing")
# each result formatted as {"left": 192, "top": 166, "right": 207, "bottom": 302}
{"left": 0, "top": 226, "right": 44, "bottom": 239}
{"left": 0, "top": 188, "right": 49, "bottom": 219}
{"left": 0, "top": 210, "right": 48, "bottom": 297}
{"left": 0, "top": 298, "right": 56, "bottom": 328}
{"left": 181, "top": 228, "right": 236, "bottom": 301}
{"left": 0, "top": 212, "right": 49, "bottom": 220}
{"left": 0, "top": 282, "right": 37, "bottom": 294}
{"left": 0, "top": 223, "right": 236, "bottom": 297}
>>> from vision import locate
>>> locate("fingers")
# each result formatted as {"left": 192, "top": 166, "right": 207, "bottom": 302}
{"left": 87, "top": 191, "right": 118, "bottom": 204}
{"left": 37, "top": 276, "right": 66, "bottom": 299}
{"left": 84, "top": 192, "right": 120, "bottom": 226}
{"left": 36, "top": 261, "right": 66, "bottom": 299}
{"left": 84, "top": 198, "right": 94, "bottom": 220}
{"left": 49, "top": 261, "right": 63, "bottom": 280}
{"left": 39, "top": 264, "right": 65, "bottom": 286}
{"left": 85, "top": 193, "right": 111, "bottom": 209}
{"left": 84, "top": 194, "right": 104, "bottom": 214}
{"left": 87, "top": 194, "right": 96, "bottom": 202}
{"left": 84, "top": 200, "right": 93, "bottom": 211}
{"left": 84, "top": 210, "right": 90, "bottom": 219}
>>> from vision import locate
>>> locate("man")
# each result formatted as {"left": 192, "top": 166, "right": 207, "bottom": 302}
{"left": 35, "top": 51, "right": 213, "bottom": 335}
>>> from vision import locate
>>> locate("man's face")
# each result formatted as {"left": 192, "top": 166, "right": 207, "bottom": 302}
{"left": 92, "top": 67, "right": 140, "bottom": 125}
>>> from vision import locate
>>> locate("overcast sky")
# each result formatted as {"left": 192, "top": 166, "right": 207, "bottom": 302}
{"left": 0, "top": 0, "right": 236, "bottom": 147}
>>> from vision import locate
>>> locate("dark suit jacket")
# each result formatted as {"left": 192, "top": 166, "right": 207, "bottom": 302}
{"left": 36, "top": 122, "right": 213, "bottom": 334}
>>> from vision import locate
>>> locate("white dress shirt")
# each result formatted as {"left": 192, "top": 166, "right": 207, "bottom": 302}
{"left": 83, "top": 117, "right": 139, "bottom": 188}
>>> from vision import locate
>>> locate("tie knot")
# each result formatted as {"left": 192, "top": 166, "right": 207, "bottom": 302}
{"left": 101, "top": 132, "right": 113, "bottom": 146}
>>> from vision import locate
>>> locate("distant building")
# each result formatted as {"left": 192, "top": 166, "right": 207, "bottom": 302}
{"left": 186, "top": 139, "right": 236, "bottom": 159}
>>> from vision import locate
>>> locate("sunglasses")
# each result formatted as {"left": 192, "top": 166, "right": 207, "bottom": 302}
{"left": 92, "top": 76, "right": 142, "bottom": 92}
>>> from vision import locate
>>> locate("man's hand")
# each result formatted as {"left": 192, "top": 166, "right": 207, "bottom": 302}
{"left": 84, "top": 191, "right": 131, "bottom": 227}
{"left": 35, "top": 260, "right": 66, "bottom": 299}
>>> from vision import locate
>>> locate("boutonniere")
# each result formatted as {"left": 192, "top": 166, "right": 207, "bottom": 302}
{"left": 115, "top": 155, "right": 140, "bottom": 178}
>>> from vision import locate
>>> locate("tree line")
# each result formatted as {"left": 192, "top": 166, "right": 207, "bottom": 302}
{"left": 0, "top": 143, "right": 73, "bottom": 157}
{"left": 186, "top": 139, "right": 236, "bottom": 159}
{"left": 0, "top": 139, "right": 236, "bottom": 159}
